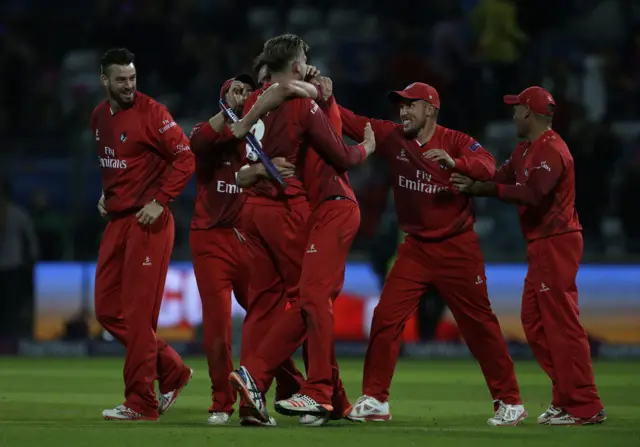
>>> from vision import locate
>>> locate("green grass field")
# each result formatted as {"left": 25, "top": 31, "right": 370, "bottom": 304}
{"left": 0, "top": 357, "right": 638, "bottom": 446}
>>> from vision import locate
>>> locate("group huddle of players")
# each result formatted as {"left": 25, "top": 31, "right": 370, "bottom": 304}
{"left": 91, "top": 33, "right": 606, "bottom": 428}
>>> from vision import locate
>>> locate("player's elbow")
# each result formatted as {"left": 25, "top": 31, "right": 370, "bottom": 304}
{"left": 476, "top": 164, "right": 496, "bottom": 181}
{"left": 181, "top": 150, "right": 196, "bottom": 174}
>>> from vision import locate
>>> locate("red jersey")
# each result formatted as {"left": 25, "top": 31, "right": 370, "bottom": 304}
{"left": 340, "top": 106, "right": 495, "bottom": 241}
{"left": 189, "top": 121, "right": 244, "bottom": 229}
{"left": 91, "top": 92, "right": 195, "bottom": 213}
{"left": 493, "top": 129, "right": 582, "bottom": 242}
{"left": 241, "top": 86, "right": 367, "bottom": 202}
{"left": 302, "top": 97, "right": 357, "bottom": 209}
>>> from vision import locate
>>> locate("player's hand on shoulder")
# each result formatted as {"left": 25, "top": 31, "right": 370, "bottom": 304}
{"left": 450, "top": 173, "right": 474, "bottom": 192}
{"left": 136, "top": 199, "right": 164, "bottom": 225}
{"left": 361, "top": 122, "right": 376, "bottom": 156}
{"left": 304, "top": 65, "right": 321, "bottom": 81}
{"left": 259, "top": 82, "right": 288, "bottom": 110}
{"left": 424, "top": 149, "right": 455, "bottom": 169}
{"left": 311, "top": 76, "right": 333, "bottom": 101}
{"left": 271, "top": 157, "right": 296, "bottom": 178}
{"left": 97, "top": 195, "right": 107, "bottom": 217}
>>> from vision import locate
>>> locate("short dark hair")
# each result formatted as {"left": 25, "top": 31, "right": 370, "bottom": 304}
{"left": 262, "top": 34, "right": 309, "bottom": 73}
{"left": 101, "top": 48, "right": 135, "bottom": 74}
{"left": 253, "top": 53, "right": 267, "bottom": 75}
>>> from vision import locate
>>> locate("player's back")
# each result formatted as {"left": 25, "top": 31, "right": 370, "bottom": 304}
{"left": 241, "top": 87, "right": 306, "bottom": 200}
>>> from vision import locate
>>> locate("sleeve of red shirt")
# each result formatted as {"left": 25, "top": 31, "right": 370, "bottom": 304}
{"left": 451, "top": 131, "right": 496, "bottom": 181}
{"left": 338, "top": 105, "right": 397, "bottom": 148}
{"left": 238, "top": 93, "right": 259, "bottom": 165}
{"left": 90, "top": 105, "right": 99, "bottom": 134}
{"left": 189, "top": 121, "right": 235, "bottom": 153}
{"left": 300, "top": 99, "right": 366, "bottom": 172}
{"left": 493, "top": 156, "right": 517, "bottom": 184}
{"left": 145, "top": 103, "right": 196, "bottom": 206}
{"left": 325, "top": 97, "right": 343, "bottom": 137}
{"left": 496, "top": 144, "right": 564, "bottom": 206}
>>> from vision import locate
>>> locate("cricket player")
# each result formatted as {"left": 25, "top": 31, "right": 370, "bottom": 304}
{"left": 191, "top": 74, "right": 309, "bottom": 426}
{"left": 92, "top": 48, "right": 195, "bottom": 421}
{"left": 230, "top": 74, "right": 366, "bottom": 426}
{"left": 190, "top": 74, "right": 254, "bottom": 425}
{"left": 228, "top": 34, "right": 375, "bottom": 425}
{"left": 451, "top": 86, "right": 606, "bottom": 426}
{"left": 337, "top": 82, "right": 526, "bottom": 426}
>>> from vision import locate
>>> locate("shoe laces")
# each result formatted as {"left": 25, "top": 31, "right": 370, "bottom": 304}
{"left": 494, "top": 401, "right": 517, "bottom": 420}
{"left": 290, "top": 394, "right": 317, "bottom": 406}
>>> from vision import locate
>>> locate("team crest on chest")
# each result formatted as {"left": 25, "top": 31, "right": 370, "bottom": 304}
{"left": 524, "top": 168, "right": 528, "bottom": 177}
{"left": 397, "top": 148, "right": 409, "bottom": 162}
{"left": 120, "top": 132, "right": 127, "bottom": 143}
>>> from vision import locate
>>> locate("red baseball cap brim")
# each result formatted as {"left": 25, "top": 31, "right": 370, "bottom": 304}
{"left": 388, "top": 90, "right": 422, "bottom": 103}
{"left": 503, "top": 95, "right": 520, "bottom": 105}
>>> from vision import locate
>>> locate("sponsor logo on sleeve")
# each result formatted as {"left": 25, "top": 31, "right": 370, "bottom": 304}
{"left": 159, "top": 120, "right": 177, "bottom": 134}
{"left": 174, "top": 143, "right": 191, "bottom": 154}
{"left": 468, "top": 141, "right": 481, "bottom": 152}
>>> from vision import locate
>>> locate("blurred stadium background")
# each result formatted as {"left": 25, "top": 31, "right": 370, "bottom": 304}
{"left": 1, "top": 0, "right": 640, "bottom": 357}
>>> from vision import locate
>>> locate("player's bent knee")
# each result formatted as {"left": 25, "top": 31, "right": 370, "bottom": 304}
{"left": 95, "top": 311, "right": 119, "bottom": 329}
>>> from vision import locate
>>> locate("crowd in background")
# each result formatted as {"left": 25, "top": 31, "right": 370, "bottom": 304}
{"left": 2, "top": 0, "right": 640, "bottom": 266}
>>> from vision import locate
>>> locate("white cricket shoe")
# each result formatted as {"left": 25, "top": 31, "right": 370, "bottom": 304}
{"left": 159, "top": 368, "right": 193, "bottom": 415}
{"left": 102, "top": 404, "right": 158, "bottom": 421}
{"left": 299, "top": 406, "right": 361, "bottom": 426}
{"left": 538, "top": 405, "right": 563, "bottom": 424}
{"left": 275, "top": 393, "right": 333, "bottom": 416}
{"left": 348, "top": 395, "right": 392, "bottom": 422}
{"left": 299, "top": 413, "right": 330, "bottom": 427}
{"left": 487, "top": 400, "right": 528, "bottom": 426}
{"left": 547, "top": 409, "right": 606, "bottom": 426}
{"left": 229, "top": 366, "right": 270, "bottom": 423}
{"left": 207, "top": 412, "right": 231, "bottom": 425}
{"left": 240, "top": 416, "right": 278, "bottom": 427}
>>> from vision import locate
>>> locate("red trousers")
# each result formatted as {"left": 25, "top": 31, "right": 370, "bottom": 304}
{"left": 245, "top": 199, "right": 360, "bottom": 409}
{"left": 190, "top": 227, "right": 250, "bottom": 414}
{"left": 239, "top": 198, "right": 308, "bottom": 399}
{"left": 522, "top": 231, "right": 603, "bottom": 418}
{"left": 363, "top": 230, "right": 521, "bottom": 405}
{"left": 94, "top": 211, "right": 190, "bottom": 417}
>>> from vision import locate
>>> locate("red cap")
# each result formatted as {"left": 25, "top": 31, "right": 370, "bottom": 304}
{"left": 388, "top": 82, "right": 440, "bottom": 109}
{"left": 220, "top": 73, "right": 257, "bottom": 100}
{"left": 504, "top": 86, "right": 556, "bottom": 116}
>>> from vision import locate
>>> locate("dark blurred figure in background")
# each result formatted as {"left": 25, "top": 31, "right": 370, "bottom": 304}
{"left": 0, "top": 181, "right": 39, "bottom": 338}
{"left": 29, "top": 189, "right": 68, "bottom": 260}
{"left": 619, "top": 138, "right": 640, "bottom": 253}
{"left": 570, "top": 112, "right": 622, "bottom": 251}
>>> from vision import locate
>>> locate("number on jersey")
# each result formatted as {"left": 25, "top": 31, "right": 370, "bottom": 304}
{"left": 245, "top": 119, "right": 265, "bottom": 162}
